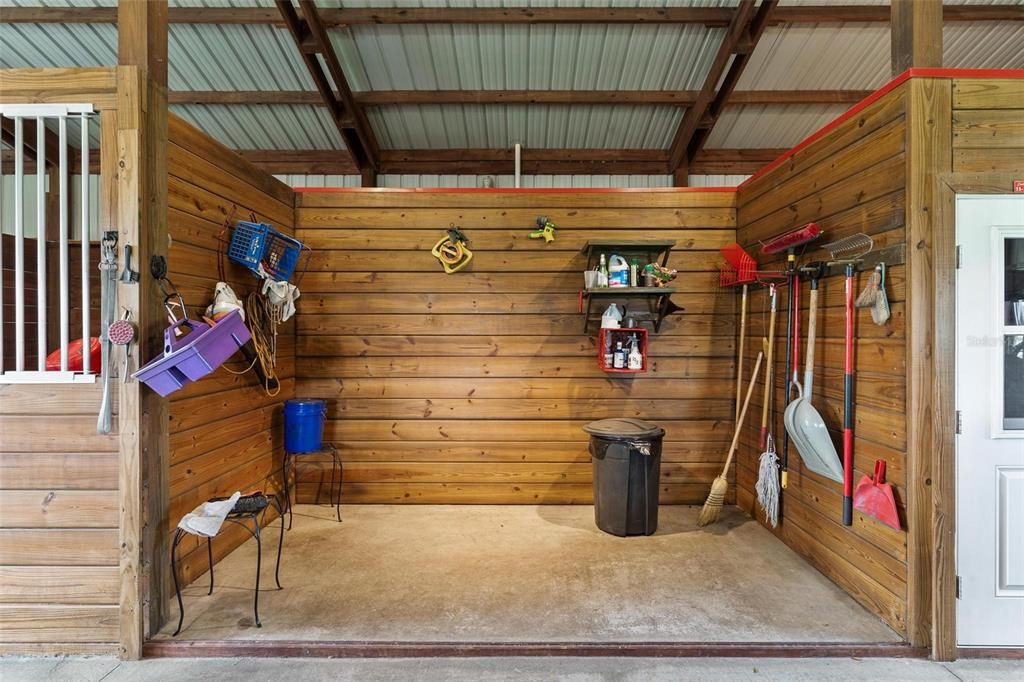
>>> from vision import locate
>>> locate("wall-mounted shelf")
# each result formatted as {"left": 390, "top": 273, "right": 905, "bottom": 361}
{"left": 580, "top": 240, "right": 679, "bottom": 334}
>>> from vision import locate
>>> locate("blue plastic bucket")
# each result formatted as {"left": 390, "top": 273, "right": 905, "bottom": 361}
{"left": 284, "top": 398, "right": 326, "bottom": 453}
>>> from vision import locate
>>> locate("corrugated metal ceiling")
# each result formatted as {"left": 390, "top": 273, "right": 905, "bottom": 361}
{"left": 1, "top": 0, "right": 1022, "bottom": 154}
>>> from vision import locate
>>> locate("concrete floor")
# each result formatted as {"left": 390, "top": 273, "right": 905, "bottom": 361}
{"left": 156, "top": 504, "right": 899, "bottom": 643}
{"left": 2, "top": 657, "right": 1022, "bottom": 682}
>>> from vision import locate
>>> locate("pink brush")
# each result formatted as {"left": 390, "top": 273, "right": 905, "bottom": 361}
{"left": 109, "top": 310, "right": 137, "bottom": 381}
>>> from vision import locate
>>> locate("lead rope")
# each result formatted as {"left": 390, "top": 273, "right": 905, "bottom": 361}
{"left": 96, "top": 232, "right": 118, "bottom": 434}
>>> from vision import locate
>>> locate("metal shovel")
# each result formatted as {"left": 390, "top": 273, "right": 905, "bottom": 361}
{"left": 783, "top": 267, "right": 844, "bottom": 483}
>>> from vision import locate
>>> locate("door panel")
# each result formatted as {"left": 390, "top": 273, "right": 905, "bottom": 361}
{"left": 956, "top": 195, "right": 1024, "bottom": 648}
{"left": 997, "top": 467, "right": 1024, "bottom": 597}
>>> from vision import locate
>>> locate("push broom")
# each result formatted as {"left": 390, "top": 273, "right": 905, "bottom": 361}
{"left": 699, "top": 351, "right": 764, "bottom": 527}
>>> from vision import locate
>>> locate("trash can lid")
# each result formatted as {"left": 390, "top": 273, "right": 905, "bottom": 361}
{"left": 582, "top": 418, "right": 665, "bottom": 439}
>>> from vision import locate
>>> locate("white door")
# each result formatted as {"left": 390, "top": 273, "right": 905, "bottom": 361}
{"left": 956, "top": 194, "right": 1024, "bottom": 647}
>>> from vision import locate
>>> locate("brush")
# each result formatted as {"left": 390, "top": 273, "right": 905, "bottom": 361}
{"left": 698, "top": 351, "right": 764, "bottom": 527}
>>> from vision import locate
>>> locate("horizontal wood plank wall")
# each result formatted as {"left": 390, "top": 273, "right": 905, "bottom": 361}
{"left": 735, "top": 84, "right": 910, "bottom": 637}
{"left": 951, "top": 79, "right": 1024, "bottom": 174}
{"left": 0, "top": 384, "right": 120, "bottom": 654}
{"left": 294, "top": 190, "right": 737, "bottom": 504}
{"left": 166, "top": 114, "right": 295, "bottom": 588}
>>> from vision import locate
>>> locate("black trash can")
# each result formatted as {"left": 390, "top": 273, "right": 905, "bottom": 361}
{"left": 583, "top": 418, "right": 665, "bottom": 537}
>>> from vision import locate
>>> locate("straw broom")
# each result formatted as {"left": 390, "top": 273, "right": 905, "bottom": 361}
{"left": 698, "top": 351, "right": 764, "bottom": 527}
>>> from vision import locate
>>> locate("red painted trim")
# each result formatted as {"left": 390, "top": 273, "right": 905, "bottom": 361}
{"left": 294, "top": 186, "right": 736, "bottom": 193}
{"left": 738, "top": 68, "right": 1024, "bottom": 191}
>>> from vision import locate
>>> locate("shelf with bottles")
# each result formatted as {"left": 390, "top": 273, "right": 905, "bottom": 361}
{"left": 580, "top": 239, "right": 679, "bottom": 335}
{"left": 598, "top": 327, "right": 648, "bottom": 374}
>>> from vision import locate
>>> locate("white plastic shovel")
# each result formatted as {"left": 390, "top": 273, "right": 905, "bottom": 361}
{"left": 783, "top": 273, "right": 844, "bottom": 483}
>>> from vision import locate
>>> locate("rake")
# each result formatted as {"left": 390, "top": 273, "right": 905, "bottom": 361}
{"left": 823, "top": 233, "right": 874, "bottom": 260}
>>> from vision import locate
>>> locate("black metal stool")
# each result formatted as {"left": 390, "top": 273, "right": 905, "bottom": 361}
{"left": 170, "top": 493, "right": 284, "bottom": 636}
{"left": 281, "top": 444, "right": 342, "bottom": 529}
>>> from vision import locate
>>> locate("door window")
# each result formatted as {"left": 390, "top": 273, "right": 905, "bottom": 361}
{"left": 1003, "top": 238, "right": 1024, "bottom": 430}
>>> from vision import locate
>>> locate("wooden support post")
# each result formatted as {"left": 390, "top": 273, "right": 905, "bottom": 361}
{"left": 891, "top": 0, "right": 942, "bottom": 76}
{"left": 672, "top": 164, "right": 689, "bottom": 187}
{"left": 116, "top": 0, "right": 169, "bottom": 661}
{"left": 360, "top": 168, "right": 377, "bottom": 187}
{"left": 904, "top": 76, "right": 952, "bottom": 653}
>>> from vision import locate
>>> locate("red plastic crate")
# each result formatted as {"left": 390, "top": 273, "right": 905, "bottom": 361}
{"left": 598, "top": 327, "right": 648, "bottom": 373}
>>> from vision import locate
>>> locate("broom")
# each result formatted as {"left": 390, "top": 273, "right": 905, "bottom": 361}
{"left": 698, "top": 351, "right": 764, "bottom": 527}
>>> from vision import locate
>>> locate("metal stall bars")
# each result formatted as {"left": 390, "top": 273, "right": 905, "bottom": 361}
{"left": 0, "top": 104, "right": 96, "bottom": 383}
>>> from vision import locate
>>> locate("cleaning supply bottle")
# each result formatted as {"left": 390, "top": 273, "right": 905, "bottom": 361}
{"left": 597, "top": 254, "right": 609, "bottom": 287}
{"left": 608, "top": 255, "right": 629, "bottom": 288}
{"left": 613, "top": 342, "right": 626, "bottom": 369}
{"left": 628, "top": 334, "right": 643, "bottom": 370}
{"left": 629, "top": 258, "right": 639, "bottom": 287}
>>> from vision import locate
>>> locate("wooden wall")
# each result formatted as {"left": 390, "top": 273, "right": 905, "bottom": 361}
{"left": 951, "top": 78, "right": 1024, "bottom": 174}
{"left": 0, "top": 385, "right": 121, "bottom": 654}
{"left": 735, "top": 84, "right": 911, "bottom": 637}
{"left": 293, "top": 190, "right": 737, "bottom": 504}
{"left": 166, "top": 114, "right": 296, "bottom": 587}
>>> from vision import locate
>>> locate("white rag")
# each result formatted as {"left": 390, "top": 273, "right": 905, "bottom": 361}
{"left": 260, "top": 275, "right": 300, "bottom": 322}
{"left": 205, "top": 281, "right": 245, "bottom": 322}
{"left": 177, "top": 492, "right": 241, "bottom": 538}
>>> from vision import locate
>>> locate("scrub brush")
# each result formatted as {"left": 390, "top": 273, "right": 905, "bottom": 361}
{"left": 855, "top": 263, "right": 891, "bottom": 325}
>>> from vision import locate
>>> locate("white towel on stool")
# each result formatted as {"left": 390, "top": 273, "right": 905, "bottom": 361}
{"left": 177, "top": 492, "right": 241, "bottom": 538}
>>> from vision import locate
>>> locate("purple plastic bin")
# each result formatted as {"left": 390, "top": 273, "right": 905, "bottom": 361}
{"left": 134, "top": 310, "right": 251, "bottom": 397}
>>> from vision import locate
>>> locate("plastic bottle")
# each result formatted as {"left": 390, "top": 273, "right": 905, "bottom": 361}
{"left": 629, "top": 258, "right": 639, "bottom": 287}
{"left": 597, "top": 254, "right": 609, "bottom": 287}
{"left": 628, "top": 335, "right": 643, "bottom": 370}
{"left": 613, "top": 342, "right": 626, "bottom": 369}
{"left": 608, "top": 254, "right": 629, "bottom": 288}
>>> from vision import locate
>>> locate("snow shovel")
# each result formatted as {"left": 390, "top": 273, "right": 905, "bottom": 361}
{"left": 854, "top": 459, "right": 901, "bottom": 530}
{"left": 783, "top": 266, "right": 844, "bottom": 483}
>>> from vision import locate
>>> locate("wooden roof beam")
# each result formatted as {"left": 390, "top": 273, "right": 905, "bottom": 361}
{"left": 274, "top": 0, "right": 379, "bottom": 174}
{"left": 667, "top": 0, "right": 778, "bottom": 183}
{"left": 3, "top": 5, "right": 1022, "bottom": 25}
{"left": 236, "top": 147, "right": 786, "bottom": 176}
{"left": 0, "top": 117, "right": 65, "bottom": 168}
{"left": 169, "top": 89, "right": 874, "bottom": 107}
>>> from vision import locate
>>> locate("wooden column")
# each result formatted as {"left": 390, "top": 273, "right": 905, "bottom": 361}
{"left": 891, "top": 0, "right": 942, "bottom": 76}
{"left": 116, "top": 0, "right": 169, "bottom": 660}
{"left": 904, "top": 76, "right": 952, "bottom": 653}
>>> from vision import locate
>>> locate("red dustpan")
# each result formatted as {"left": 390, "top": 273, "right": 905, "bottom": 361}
{"left": 854, "top": 460, "right": 901, "bottom": 530}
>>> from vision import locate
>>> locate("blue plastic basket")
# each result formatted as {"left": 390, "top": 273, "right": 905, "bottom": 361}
{"left": 227, "top": 221, "right": 305, "bottom": 282}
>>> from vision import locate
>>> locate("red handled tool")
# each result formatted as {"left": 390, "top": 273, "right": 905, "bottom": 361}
{"left": 843, "top": 262, "right": 855, "bottom": 526}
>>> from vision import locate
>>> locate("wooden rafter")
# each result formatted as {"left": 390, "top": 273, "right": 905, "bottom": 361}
{"left": 274, "top": 0, "right": 379, "bottom": 173}
{"left": 667, "top": 0, "right": 778, "bottom": 182}
{"left": 237, "top": 147, "right": 786, "bottom": 176}
{"left": 169, "top": 89, "right": 874, "bottom": 107}
{"left": 0, "top": 117, "right": 65, "bottom": 167}
{"left": 3, "top": 5, "right": 1022, "bottom": 25}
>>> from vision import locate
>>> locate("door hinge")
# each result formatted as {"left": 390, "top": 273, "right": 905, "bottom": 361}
{"left": 955, "top": 245, "right": 963, "bottom": 269}
{"left": 956, "top": 575, "right": 962, "bottom": 599}
{"left": 955, "top": 411, "right": 963, "bottom": 434}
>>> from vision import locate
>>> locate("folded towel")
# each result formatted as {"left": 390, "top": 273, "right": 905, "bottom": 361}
{"left": 177, "top": 492, "right": 241, "bottom": 538}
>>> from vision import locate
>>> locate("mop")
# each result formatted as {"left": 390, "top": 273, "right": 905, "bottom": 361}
{"left": 698, "top": 352, "right": 763, "bottom": 527}
{"left": 755, "top": 285, "right": 780, "bottom": 527}
{"left": 756, "top": 435, "right": 780, "bottom": 527}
